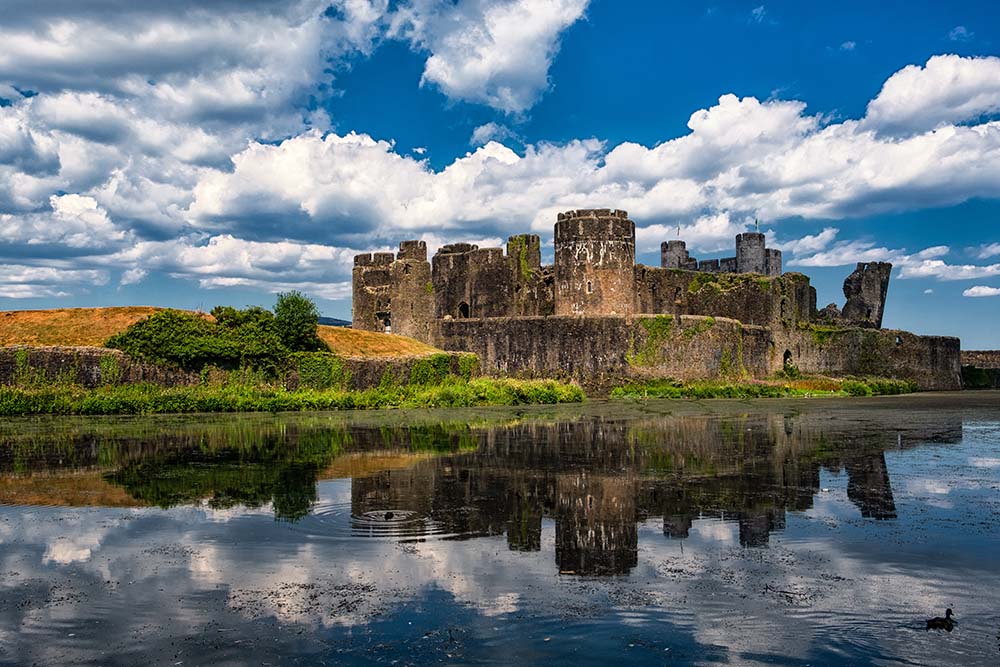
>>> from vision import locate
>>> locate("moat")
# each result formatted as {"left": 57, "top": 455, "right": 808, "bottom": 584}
{"left": 2, "top": 394, "right": 999, "bottom": 666}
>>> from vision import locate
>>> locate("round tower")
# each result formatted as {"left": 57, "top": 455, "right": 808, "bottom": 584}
{"left": 736, "top": 232, "right": 767, "bottom": 274}
{"left": 554, "top": 209, "right": 635, "bottom": 316}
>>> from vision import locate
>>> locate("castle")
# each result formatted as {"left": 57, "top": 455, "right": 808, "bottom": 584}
{"left": 353, "top": 209, "right": 961, "bottom": 390}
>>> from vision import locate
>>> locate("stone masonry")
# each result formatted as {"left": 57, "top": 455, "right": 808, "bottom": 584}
{"left": 351, "top": 208, "right": 962, "bottom": 390}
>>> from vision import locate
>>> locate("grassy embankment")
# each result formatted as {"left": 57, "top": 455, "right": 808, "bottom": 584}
{"left": 0, "top": 307, "right": 437, "bottom": 357}
{"left": 0, "top": 307, "right": 584, "bottom": 415}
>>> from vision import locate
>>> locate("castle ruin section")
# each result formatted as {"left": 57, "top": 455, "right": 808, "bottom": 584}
{"left": 352, "top": 251, "right": 395, "bottom": 332}
{"left": 633, "top": 268, "right": 815, "bottom": 328}
{"left": 660, "top": 233, "right": 781, "bottom": 276}
{"left": 389, "top": 241, "right": 434, "bottom": 341}
{"left": 352, "top": 207, "right": 961, "bottom": 391}
{"left": 554, "top": 209, "right": 635, "bottom": 317}
{"left": 840, "top": 262, "right": 892, "bottom": 328}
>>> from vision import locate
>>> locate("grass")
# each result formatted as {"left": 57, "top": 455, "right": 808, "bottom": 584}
{"left": 610, "top": 376, "right": 918, "bottom": 399}
{"left": 0, "top": 306, "right": 444, "bottom": 359}
{"left": 315, "top": 325, "right": 441, "bottom": 357}
{"left": 0, "top": 307, "right": 169, "bottom": 346}
{"left": 0, "top": 377, "right": 585, "bottom": 416}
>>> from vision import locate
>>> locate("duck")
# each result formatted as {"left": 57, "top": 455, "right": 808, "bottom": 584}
{"left": 926, "top": 608, "right": 957, "bottom": 631}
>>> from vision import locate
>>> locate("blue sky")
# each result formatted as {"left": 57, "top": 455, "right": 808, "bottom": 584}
{"left": 1, "top": 1, "right": 999, "bottom": 345}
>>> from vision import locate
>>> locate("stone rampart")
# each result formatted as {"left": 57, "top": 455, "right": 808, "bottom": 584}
{"left": 434, "top": 316, "right": 962, "bottom": 391}
{"left": 0, "top": 346, "right": 197, "bottom": 388}
{"left": 960, "top": 350, "right": 1000, "bottom": 389}
{"left": 775, "top": 328, "right": 961, "bottom": 390}
{"left": 434, "top": 315, "right": 769, "bottom": 390}
{"left": 337, "top": 353, "right": 476, "bottom": 391}
{"left": 961, "top": 350, "right": 1000, "bottom": 368}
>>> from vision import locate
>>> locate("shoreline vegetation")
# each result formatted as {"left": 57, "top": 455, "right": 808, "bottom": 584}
{"left": 610, "top": 376, "right": 918, "bottom": 399}
{"left": 0, "top": 378, "right": 586, "bottom": 416}
{"left": 0, "top": 300, "right": 923, "bottom": 417}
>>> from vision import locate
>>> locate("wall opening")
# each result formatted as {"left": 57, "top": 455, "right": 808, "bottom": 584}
{"left": 382, "top": 317, "right": 391, "bottom": 333}
{"left": 783, "top": 349, "right": 793, "bottom": 369}
{"left": 586, "top": 281, "right": 593, "bottom": 294}
{"left": 458, "top": 302, "right": 470, "bottom": 319}
{"left": 895, "top": 335, "right": 902, "bottom": 346}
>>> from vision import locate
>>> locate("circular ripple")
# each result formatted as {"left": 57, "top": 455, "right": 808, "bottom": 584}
{"left": 287, "top": 500, "right": 457, "bottom": 541}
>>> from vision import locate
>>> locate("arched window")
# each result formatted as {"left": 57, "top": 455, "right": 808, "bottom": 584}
{"left": 458, "top": 302, "right": 470, "bottom": 318}
{"left": 586, "top": 281, "right": 593, "bottom": 294}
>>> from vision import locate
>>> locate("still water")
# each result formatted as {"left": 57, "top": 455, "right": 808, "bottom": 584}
{"left": 1, "top": 393, "right": 999, "bottom": 666}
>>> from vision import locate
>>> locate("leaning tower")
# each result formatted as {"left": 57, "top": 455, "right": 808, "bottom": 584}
{"left": 553, "top": 209, "right": 635, "bottom": 316}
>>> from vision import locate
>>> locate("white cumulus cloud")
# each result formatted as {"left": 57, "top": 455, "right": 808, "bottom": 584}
{"left": 863, "top": 54, "right": 1000, "bottom": 135}
{"left": 393, "top": 0, "right": 589, "bottom": 113}
{"left": 963, "top": 285, "right": 1000, "bottom": 297}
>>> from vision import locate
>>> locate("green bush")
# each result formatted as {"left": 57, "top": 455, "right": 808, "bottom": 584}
{"left": 840, "top": 380, "right": 873, "bottom": 396}
{"left": 106, "top": 294, "right": 328, "bottom": 375}
{"left": 106, "top": 309, "right": 242, "bottom": 371}
{"left": 273, "top": 291, "right": 324, "bottom": 352}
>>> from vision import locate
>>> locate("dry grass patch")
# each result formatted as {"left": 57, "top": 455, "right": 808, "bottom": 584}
{"left": 0, "top": 307, "right": 174, "bottom": 347}
{"left": 317, "top": 325, "right": 441, "bottom": 358}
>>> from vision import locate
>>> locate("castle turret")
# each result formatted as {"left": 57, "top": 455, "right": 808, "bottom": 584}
{"left": 661, "top": 240, "right": 693, "bottom": 269}
{"left": 736, "top": 232, "right": 767, "bottom": 274}
{"left": 765, "top": 248, "right": 782, "bottom": 276}
{"left": 390, "top": 240, "right": 433, "bottom": 340}
{"left": 554, "top": 209, "right": 635, "bottom": 316}
{"left": 352, "top": 252, "right": 395, "bottom": 331}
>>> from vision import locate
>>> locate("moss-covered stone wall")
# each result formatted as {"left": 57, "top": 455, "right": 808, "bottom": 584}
{"left": 434, "top": 315, "right": 962, "bottom": 391}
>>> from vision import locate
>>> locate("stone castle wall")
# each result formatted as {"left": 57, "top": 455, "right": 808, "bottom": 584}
{"left": 432, "top": 235, "right": 555, "bottom": 321}
{"left": 773, "top": 328, "right": 961, "bottom": 390}
{"left": 433, "top": 315, "right": 961, "bottom": 391}
{"left": 633, "top": 268, "right": 815, "bottom": 328}
{"left": 960, "top": 350, "right": 1000, "bottom": 389}
{"left": 352, "top": 207, "right": 960, "bottom": 391}
{"left": 961, "top": 350, "right": 1000, "bottom": 368}
{"left": 0, "top": 346, "right": 198, "bottom": 388}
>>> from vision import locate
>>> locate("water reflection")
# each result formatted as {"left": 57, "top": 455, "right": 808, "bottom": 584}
{"left": 2, "top": 396, "right": 999, "bottom": 666}
{"left": 0, "top": 402, "right": 965, "bottom": 576}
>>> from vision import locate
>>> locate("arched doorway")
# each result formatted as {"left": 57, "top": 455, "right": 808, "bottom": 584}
{"left": 458, "top": 302, "right": 470, "bottom": 318}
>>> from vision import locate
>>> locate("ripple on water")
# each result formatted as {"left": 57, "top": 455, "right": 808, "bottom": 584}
{"left": 287, "top": 499, "right": 460, "bottom": 541}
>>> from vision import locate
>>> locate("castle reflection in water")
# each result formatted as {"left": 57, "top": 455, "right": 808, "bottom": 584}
{"left": 347, "top": 412, "right": 959, "bottom": 576}
{"left": 0, "top": 406, "right": 963, "bottom": 577}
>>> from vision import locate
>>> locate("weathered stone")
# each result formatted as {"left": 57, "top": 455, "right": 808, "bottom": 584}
{"left": 352, "top": 211, "right": 959, "bottom": 390}
{"left": 818, "top": 303, "right": 842, "bottom": 321}
{"left": 0, "top": 346, "right": 197, "bottom": 388}
{"left": 841, "top": 262, "right": 892, "bottom": 328}
{"left": 554, "top": 209, "right": 635, "bottom": 316}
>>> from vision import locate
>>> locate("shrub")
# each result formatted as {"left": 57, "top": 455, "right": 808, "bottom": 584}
{"left": 106, "top": 309, "right": 239, "bottom": 371}
{"left": 840, "top": 380, "right": 873, "bottom": 396}
{"left": 274, "top": 291, "right": 325, "bottom": 352}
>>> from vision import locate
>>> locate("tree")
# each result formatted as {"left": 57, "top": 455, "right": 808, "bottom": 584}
{"left": 273, "top": 291, "right": 325, "bottom": 352}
